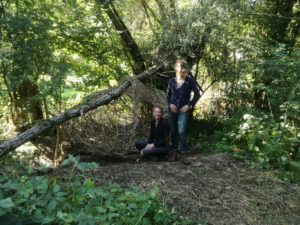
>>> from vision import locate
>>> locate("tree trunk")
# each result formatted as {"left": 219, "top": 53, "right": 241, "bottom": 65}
{"left": 154, "top": 0, "right": 168, "bottom": 22}
{"left": 0, "top": 0, "right": 44, "bottom": 130}
{"left": 10, "top": 79, "right": 44, "bottom": 131}
{"left": 99, "top": 0, "right": 146, "bottom": 74}
{"left": 140, "top": 0, "right": 162, "bottom": 26}
{"left": 0, "top": 65, "right": 161, "bottom": 157}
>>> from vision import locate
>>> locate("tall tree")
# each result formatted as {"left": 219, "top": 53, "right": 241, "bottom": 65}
{"left": 0, "top": 0, "right": 51, "bottom": 129}
{"left": 98, "top": 0, "right": 146, "bottom": 74}
{"left": 251, "top": 0, "right": 299, "bottom": 111}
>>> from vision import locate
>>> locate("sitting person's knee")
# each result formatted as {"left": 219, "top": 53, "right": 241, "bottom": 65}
{"left": 135, "top": 141, "right": 139, "bottom": 149}
{"left": 135, "top": 140, "right": 146, "bottom": 150}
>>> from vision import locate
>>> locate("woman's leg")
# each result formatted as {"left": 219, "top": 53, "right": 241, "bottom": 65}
{"left": 177, "top": 112, "right": 192, "bottom": 165}
{"left": 178, "top": 112, "right": 189, "bottom": 153}
{"left": 168, "top": 110, "right": 179, "bottom": 150}
{"left": 135, "top": 140, "right": 148, "bottom": 151}
{"left": 135, "top": 140, "right": 148, "bottom": 162}
{"left": 141, "top": 146, "right": 172, "bottom": 157}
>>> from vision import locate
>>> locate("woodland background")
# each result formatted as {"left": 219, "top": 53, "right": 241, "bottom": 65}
{"left": 0, "top": 0, "right": 299, "bottom": 224}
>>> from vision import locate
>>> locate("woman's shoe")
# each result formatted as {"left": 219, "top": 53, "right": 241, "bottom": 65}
{"left": 181, "top": 153, "right": 192, "bottom": 165}
{"left": 136, "top": 155, "right": 145, "bottom": 163}
{"left": 167, "top": 150, "right": 180, "bottom": 162}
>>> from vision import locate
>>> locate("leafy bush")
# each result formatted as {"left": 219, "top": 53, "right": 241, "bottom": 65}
{"left": 192, "top": 108, "right": 299, "bottom": 183}
{"left": 188, "top": 115, "right": 225, "bottom": 152}
{"left": 233, "top": 114, "right": 298, "bottom": 161}
{"left": 192, "top": 47, "right": 300, "bottom": 183}
{"left": 208, "top": 112, "right": 300, "bottom": 182}
{"left": 0, "top": 155, "right": 191, "bottom": 225}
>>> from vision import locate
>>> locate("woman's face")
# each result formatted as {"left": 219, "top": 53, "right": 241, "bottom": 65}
{"left": 153, "top": 107, "right": 162, "bottom": 121}
{"left": 175, "top": 61, "right": 188, "bottom": 78}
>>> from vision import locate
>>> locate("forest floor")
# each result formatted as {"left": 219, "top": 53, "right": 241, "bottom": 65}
{"left": 81, "top": 152, "right": 300, "bottom": 225}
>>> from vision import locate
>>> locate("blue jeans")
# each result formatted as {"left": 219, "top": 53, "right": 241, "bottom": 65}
{"left": 168, "top": 110, "right": 189, "bottom": 152}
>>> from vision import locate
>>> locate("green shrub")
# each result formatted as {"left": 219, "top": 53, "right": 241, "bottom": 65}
{"left": 217, "top": 112, "right": 300, "bottom": 182}
{"left": 192, "top": 110, "right": 300, "bottom": 183}
{"left": 0, "top": 155, "right": 191, "bottom": 225}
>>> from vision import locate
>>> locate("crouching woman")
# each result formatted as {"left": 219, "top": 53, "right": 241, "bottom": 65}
{"left": 135, "top": 106, "right": 171, "bottom": 162}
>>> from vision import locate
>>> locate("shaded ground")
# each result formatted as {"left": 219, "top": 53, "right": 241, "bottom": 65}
{"left": 89, "top": 153, "right": 300, "bottom": 225}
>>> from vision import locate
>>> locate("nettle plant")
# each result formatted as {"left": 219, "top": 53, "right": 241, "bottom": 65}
{"left": 0, "top": 155, "right": 191, "bottom": 225}
{"left": 227, "top": 113, "right": 300, "bottom": 181}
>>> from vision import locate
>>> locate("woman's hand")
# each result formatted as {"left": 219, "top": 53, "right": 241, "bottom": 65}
{"left": 180, "top": 105, "right": 190, "bottom": 112}
{"left": 145, "top": 143, "right": 154, "bottom": 150}
{"left": 170, "top": 104, "right": 177, "bottom": 112}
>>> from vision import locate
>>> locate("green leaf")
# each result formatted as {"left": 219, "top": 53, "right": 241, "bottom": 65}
{"left": 36, "top": 177, "right": 48, "bottom": 194}
{"left": 20, "top": 182, "right": 34, "bottom": 198}
{"left": 0, "top": 209, "right": 6, "bottom": 216}
{"left": 53, "top": 183, "right": 60, "bottom": 193}
{"left": 56, "top": 191, "right": 67, "bottom": 197}
{"left": 0, "top": 198, "right": 14, "bottom": 209}
{"left": 83, "top": 178, "right": 94, "bottom": 189}
{"left": 42, "top": 215, "right": 56, "bottom": 224}
{"left": 135, "top": 203, "right": 151, "bottom": 224}
{"left": 127, "top": 203, "right": 137, "bottom": 210}
{"left": 94, "top": 214, "right": 107, "bottom": 223}
{"left": 33, "top": 209, "right": 44, "bottom": 223}
{"left": 281, "top": 156, "right": 288, "bottom": 162}
{"left": 1, "top": 181, "right": 18, "bottom": 190}
{"left": 107, "top": 212, "right": 119, "bottom": 220}
{"left": 76, "top": 212, "right": 96, "bottom": 225}
{"left": 96, "top": 206, "right": 107, "bottom": 213}
{"left": 27, "top": 166, "right": 34, "bottom": 175}
{"left": 48, "top": 199, "right": 57, "bottom": 211}
{"left": 57, "top": 211, "right": 74, "bottom": 223}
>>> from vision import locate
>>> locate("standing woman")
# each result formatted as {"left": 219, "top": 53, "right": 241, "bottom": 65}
{"left": 135, "top": 106, "right": 171, "bottom": 162}
{"left": 167, "top": 58, "right": 200, "bottom": 165}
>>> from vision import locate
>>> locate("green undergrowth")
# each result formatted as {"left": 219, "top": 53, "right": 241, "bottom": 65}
{"left": 190, "top": 112, "right": 300, "bottom": 183}
{"left": 0, "top": 154, "right": 193, "bottom": 225}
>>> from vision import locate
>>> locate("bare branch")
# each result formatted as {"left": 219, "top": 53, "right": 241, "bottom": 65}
{"left": 0, "top": 65, "right": 161, "bottom": 157}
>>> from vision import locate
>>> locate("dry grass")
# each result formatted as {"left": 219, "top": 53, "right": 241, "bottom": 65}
{"left": 88, "top": 153, "right": 300, "bottom": 225}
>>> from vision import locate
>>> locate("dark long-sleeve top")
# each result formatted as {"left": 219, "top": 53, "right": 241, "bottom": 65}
{"left": 167, "top": 76, "right": 201, "bottom": 110}
{"left": 148, "top": 118, "right": 171, "bottom": 147}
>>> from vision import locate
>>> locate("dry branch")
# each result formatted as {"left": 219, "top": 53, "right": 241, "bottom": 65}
{"left": 0, "top": 65, "right": 161, "bottom": 157}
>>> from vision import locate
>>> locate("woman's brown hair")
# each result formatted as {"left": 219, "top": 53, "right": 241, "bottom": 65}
{"left": 152, "top": 106, "right": 163, "bottom": 115}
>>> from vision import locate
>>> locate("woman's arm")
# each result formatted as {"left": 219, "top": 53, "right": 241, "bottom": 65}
{"left": 166, "top": 79, "right": 172, "bottom": 106}
{"left": 167, "top": 79, "right": 178, "bottom": 112}
{"left": 189, "top": 79, "right": 201, "bottom": 109}
{"left": 147, "top": 121, "right": 154, "bottom": 144}
{"left": 153, "top": 121, "right": 171, "bottom": 147}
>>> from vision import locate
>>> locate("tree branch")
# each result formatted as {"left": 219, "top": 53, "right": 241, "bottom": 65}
{"left": 99, "top": 0, "right": 146, "bottom": 74}
{"left": 0, "top": 65, "right": 161, "bottom": 157}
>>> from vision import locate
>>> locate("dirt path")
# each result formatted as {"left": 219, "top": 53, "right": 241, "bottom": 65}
{"left": 90, "top": 153, "right": 300, "bottom": 225}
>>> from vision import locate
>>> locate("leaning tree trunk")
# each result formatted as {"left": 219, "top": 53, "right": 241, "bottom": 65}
{"left": 0, "top": 65, "right": 161, "bottom": 157}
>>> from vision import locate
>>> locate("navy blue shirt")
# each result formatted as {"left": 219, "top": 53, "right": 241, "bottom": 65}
{"left": 148, "top": 118, "right": 171, "bottom": 147}
{"left": 167, "top": 76, "right": 200, "bottom": 110}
